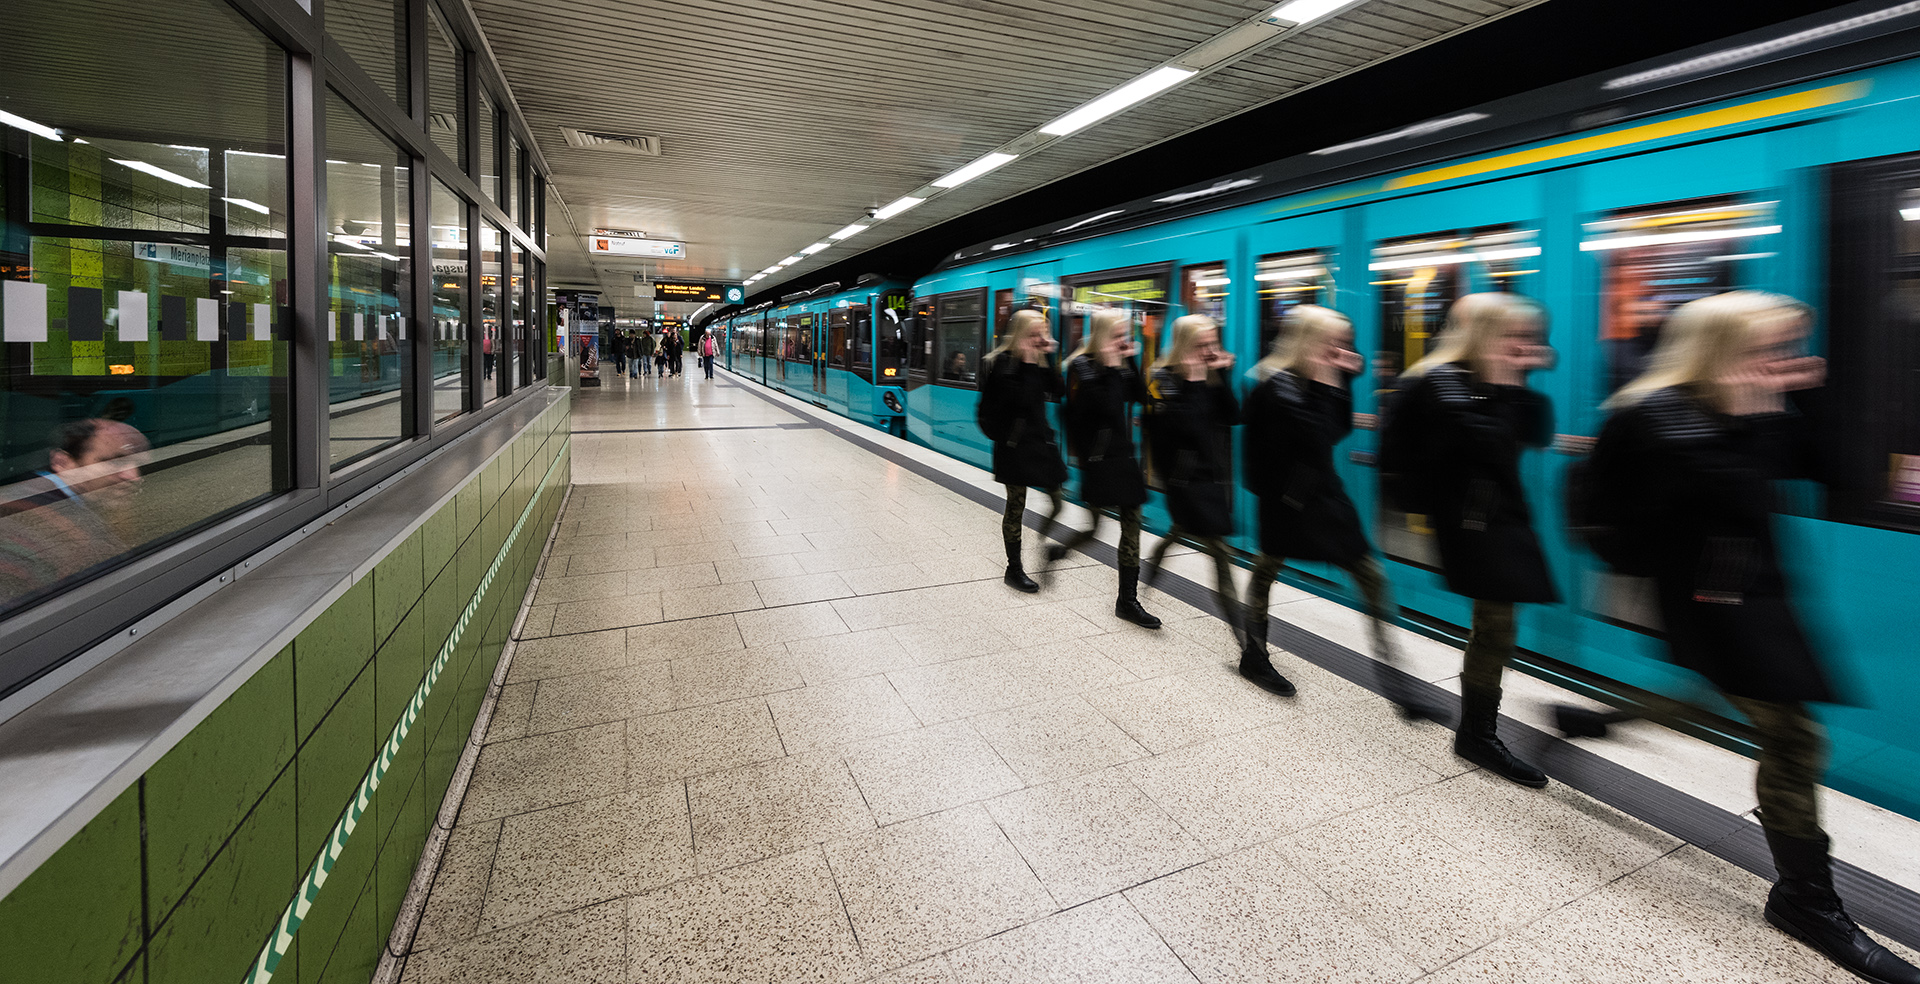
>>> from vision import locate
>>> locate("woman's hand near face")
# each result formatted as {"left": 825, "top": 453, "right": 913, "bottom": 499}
{"left": 1771, "top": 356, "right": 1826, "bottom": 391}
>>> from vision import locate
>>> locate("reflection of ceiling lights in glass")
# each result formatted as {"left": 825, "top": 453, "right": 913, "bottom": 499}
{"left": 223, "top": 197, "right": 270, "bottom": 214}
{"left": 1606, "top": 2, "right": 1920, "bottom": 90}
{"left": 1368, "top": 245, "right": 1541, "bottom": 271}
{"left": 1579, "top": 226, "right": 1781, "bottom": 251}
{"left": 0, "top": 110, "right": 62, "bottom": 141}
{"left": 113, "top": 159, "right": 210, "bottom": 189}
{"left": 1195, "top": 277, "right": 1231, "bottom": 287}
{"left": 1311, "top": 112, "right": 1488, "bottom": 156}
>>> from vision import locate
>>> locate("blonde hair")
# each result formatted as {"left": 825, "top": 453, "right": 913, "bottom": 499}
{"left": 1069, "top": 308, "right": 1131, "bottom": 367}
{"left": 1152, "top": 314, "right": 1220, "bottom": 376}
{"left": 1605, "top": 290, "right": 1807, "bottom": 411}
{"left": 1253, "top": 304, "right": 1350, "bottom": 382}
{"left": 1402, "top": 292, "right": 1539, "bottom": 380}
{"left": 987, "top": 307, "right": 1049, "bottom": 364}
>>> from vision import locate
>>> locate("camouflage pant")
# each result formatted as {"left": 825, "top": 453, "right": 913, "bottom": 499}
{"left": 1147, "top": 526, "right": 1240, "bottom": 626}
{"left": 1461, "top": 599, "right": 1517, "bottom": 699}
{"left": 1726, "top": 695, "right": 1828, "bottom": 841}
{"left": 1002, "top": 485, "right": 1065, "bottom": 546}
{"left": 1246, "top": 553, "right": 1395, "bottom": 660}
{"left": 1055, "top": 506, "right": 1143, "bottom": 568}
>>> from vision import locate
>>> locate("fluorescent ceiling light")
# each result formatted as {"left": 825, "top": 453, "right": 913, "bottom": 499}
{"left": 782, "top": 255, "right": 805, "bottom": 264}
{"left": 1040, "top": 66, "right": 1196, "bottom": 136}
{"left": 223, "top": 197, "right": 270, "bottom": 214}
{"left": 873, "top": 196, "right": 925, "bottom": 220}
{"left": 1368, "top": 245, "right": 1541, "bottom": 271}
{"left": 829, "top": 223, "right": 869, "bottom": 240}
{"left": 1267, "top": 0, "right": 1365, "bottom": 25}
{"left": 761, "top": 266, "right": 783, "bottom": 275}
{"left": 801, "top": 242, "right": 832, "bottom": 255}
{"left": 1902, "top": 207, "right": 1920, "bottom": 221}
{"left": 1606, "top": 2, "right": 1920, "bottom": 90}
{"left": 932, "top": 152, "right": 1018, "bottom": 189}
{"left": 1312, "top": 112, "right": 1488, "bottom": 156}
{"left": 1579, "top": 225, "right": 1782, "bottom": 252}
{"left": 0, "top": 110, "right": 62, "bottom": 141}
{"left": 113, "top": 159, "right": 210, "bottom": 189}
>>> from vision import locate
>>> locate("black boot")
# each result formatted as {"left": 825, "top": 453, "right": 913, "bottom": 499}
{"left": 1115, "top": 565, "right": 1161, "bottom": 629}
{"left": 1764, "top": 829, "right": 1920, "bottom": 984}
{"left": 1551, "top": 703, "right": 1635, "bottom": 739}
{"left": 1003, "top": 540, "right": 1038, "bottom": 593}
{"left": 1453, "top": 687, "right": 1547, "bottom": 788}
{"left": 1237, "top": 615, "right": 1295, "bottom": 697}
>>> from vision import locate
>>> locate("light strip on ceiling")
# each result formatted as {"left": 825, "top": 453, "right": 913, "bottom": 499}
{"left": 873, "top": 196, "right": 925, "bottom": 220}
{"left": 801, "top": 242, "right": 832, "bottom": 255}
{"left": 1041, "top": 66, "right": 1196, "bottom": 136}
{"left": 933, "top": 152, "right": 1018, "bottom": 189}
{"left": 829, "top": 223, "right": 870, "bottom": 240}
{"left": 1606, "top": 2, "right": 1920, "bottom": 90}
{"left": 1578, "top": 225, "right": 1782, "bottom": 251}
{"left": 113, "top": 159, "right": 210, "bottom": 189}
{"left": 1266, "top": 0, "right": 1365, "bottom": 26}
{"left": 1311, "top": 112, "right": 1488, "bottom": 156}
{"left": 0, "top": 110, "right": 62, "bottom": 141}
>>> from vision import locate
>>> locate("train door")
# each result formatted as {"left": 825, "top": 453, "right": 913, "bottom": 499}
{"left": 806, "top": 312, "right": 825, "bottom": 396}
{"left": 875, "top": 289, "right": 911, "bottom": 384}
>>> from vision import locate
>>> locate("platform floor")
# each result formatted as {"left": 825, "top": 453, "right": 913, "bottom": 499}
{"left": 396, "top": 367, "right": 1918, "bottom": 984}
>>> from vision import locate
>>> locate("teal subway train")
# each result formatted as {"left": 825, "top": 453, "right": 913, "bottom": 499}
{"left": 714, "top": 21, "right": 1920, "bottom": 820}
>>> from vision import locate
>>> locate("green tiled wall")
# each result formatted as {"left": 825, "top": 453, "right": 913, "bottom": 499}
{"left": 0, "top": 393, "right": 572, "bottom": 984}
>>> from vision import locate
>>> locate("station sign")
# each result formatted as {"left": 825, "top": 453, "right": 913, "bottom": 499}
{"left": 588, "top": 236, "right": 685, "bottom": 258}
{"left": 653, "top": 281, "right": 745, "bottom": 304}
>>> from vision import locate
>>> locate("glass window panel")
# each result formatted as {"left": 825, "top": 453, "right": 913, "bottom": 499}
{"left": 324, "top": 90, "right": 411, "bottom": 470}
{"left": 1181, "top": 262, "right": 1229, "bottom": 324}
{"left": 936, "top": 291, "right": 983, "bottom": 385}
{"left": 1585, "top": 197, "right": 1774, "bottom": 393}
{"left": 847, "top": 305, "right": 872, "bottom": 374}
{"left": 477, "top": 90, "right": 498, "bottom": 202}
{"left": 426, "top": 4, "right": 464, "bottom": 168}
{"left": 510, "top": 245, "right": 525, "bottom": 385}
{"left": 532, "top": 261, "right": 546, "bottom": 380}
{"left": 909, "top": 299, "right": 932, "bottom": 378}
{"left": 1057, "top": 271, "right": 1169, "bottom": 366}
{"left": 430, "top": 179, "right": 468, "bottom": 422}
{"left": 1256, "top": 249, "right": 1336, "bottom": 358}
{"left": 327, "top": 0, "right": 408, "bottom": 111}
{"left": 0, "top": 0, "right": 290, "bottom": 621}
{"left": 479, "top": 223, "right": 501, "bottom": 398}
{"left": 508, "top": 138, "right": 523, "bottom": 230}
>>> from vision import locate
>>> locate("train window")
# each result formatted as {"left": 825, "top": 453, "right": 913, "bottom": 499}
{"left": 908, "top": 299, "right": 933, "bottom": 381}
{"left": 994, "top": 289, "right": 1015, "bottom": 345}
{"left": 935, "top": 290, "right": 985, "bottom": 386}
{"left": 1585, "top": 196, "right": 1777, "bottom": 393}
{"left": 877, "top": 293, "right": 909, "bottom": 383}
{"left": 1180, "top": 262, "right": 1229, "bottom": 325}
{"left": 1828, "top": 155, "right": 1920, "bottom": 532}
{"left": 792, "top": 314, "right": 814, "bottom": 363}
{"left": 1059, "top": 267, "right": 1170, "bottom": 365}
{"left": 1371, "top": 224, "right": 1539, "bottom": 569}
{"left": 848, "top": 305, "right": 871, "bottom": 373}
{"left": 1256, "top": 250, "right": 1335, "bottom": 359}
{"left": 828, "top": 307, "right": 850, "bottom": 371}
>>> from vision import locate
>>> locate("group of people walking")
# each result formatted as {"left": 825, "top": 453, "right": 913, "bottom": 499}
{"left": 606, "top": 328, "right": 719, "bottom": 379}
{"left": 976, "top": 291, "right": 1915, "bottom": 984}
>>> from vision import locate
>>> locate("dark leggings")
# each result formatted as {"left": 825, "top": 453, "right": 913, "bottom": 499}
{"left": 1146, "top": 526, "right": 1239, "bottom": 625}
{"left": 1003, "top": 485, "right": 1066, "bottom": 550}
{"left": 1461, "top": 599, "right": 1517, "bottom": 700}
{"left": 1054, "top": 505, "right": 1143, "bottom": 568}
{"left": 1246, "top": 552, "right": 1393, "bottom": 645}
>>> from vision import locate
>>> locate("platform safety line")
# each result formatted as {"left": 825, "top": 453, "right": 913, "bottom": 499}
{"left": 242, "top": 435, "right": 570, "bottom": 984}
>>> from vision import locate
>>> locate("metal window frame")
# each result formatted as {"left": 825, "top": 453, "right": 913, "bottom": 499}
{"left": 0, "top": 0, "right": 560, "bottom": 703}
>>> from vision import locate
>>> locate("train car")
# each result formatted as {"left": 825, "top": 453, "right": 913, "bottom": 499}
{"left": 724, "top": 10, "right": 1920, "bottom": 821}
{"left": 719, "top": 277, "right": 913, "bottom": 433}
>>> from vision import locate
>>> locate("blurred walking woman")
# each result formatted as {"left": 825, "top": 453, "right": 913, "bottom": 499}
{"left": 1241, "top": 305, "right": 1426, "bottom": 708}
{"left": 1397, "top": 292, "right": 1556, "bottom": 787}
{"left": 1591, "top": 291, "right": 1917, "bottom": 984}
{"left": 979, "top": 308, "right": 1067, "bottom": 592}
{"left": 1144, "top": 315, "right": 1241, "bottom": 631}
{"left": 1048, "top": 309, "right": 1160, "bottom": 628}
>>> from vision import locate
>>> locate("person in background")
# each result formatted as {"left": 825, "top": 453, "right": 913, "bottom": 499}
{"left": 637, "top": 328, "right": 656, "bottom": 377}
{"left": 0, "top": 419, "right": 150, "bottom": 605}
{"left": 1395, "top": 292, "right": 1557, "bottom": 786}
{"left": 1142, "top": 315, "right": 1241, "bottom": 641}
{"left": 627, "top": 331, "right": 641, "bottom": 379}
{"left": 667, "top": 330, "right": 684, "bottom": 376}
{"left": 1588, "top": 291, "right": 1918, "bottom": 984}
{"left": 979, "top": 308, "right": 1067, "bottom": 593}
{"left": 482, "top": 328, "right": 495, "bottom": 379}
{"left": 701, "top": 330, "right": 718, "bottom": 379}
{"left": 656, "top": 330, "right": 669, "bottom": 376}
{"left": 611, "top": 330, "right": 628, "bottom": 376}
{"left": 1047, "top": 308, "right": 1159, "bottom": 628}
{"left": 1241, "top": 305, "right": 1434, "bottom": 711}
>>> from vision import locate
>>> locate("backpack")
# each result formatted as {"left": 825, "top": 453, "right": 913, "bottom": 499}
{"left": 1564, "top": 418, "right": 1658, "bottom": 577}
{"left": 1375, "top": 377, "right": 1436, "bottom": 514}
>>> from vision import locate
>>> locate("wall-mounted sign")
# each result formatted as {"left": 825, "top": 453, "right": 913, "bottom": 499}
{"left": 588, "top": 237, "right": 685, "bottom": 258}
{"left": 652, "top": 281, "right": 743, "bottom": 304}
{"left": 592, "top": 228, "right": 647, "bottom": 239}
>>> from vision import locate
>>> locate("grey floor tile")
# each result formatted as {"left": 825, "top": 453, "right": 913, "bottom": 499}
{"left": 627, "top": 614, "right": 745, "bottom": 664}
{"left": 971, "top": 695, "right": 1151, "bottom": 786}
{"left": 460, "top": 721, "right": 631, "bottom": 824}
{"left": 666, "top": 647, "right": 804, "bottom": 709}
{"left": 687, "top": 751, "right": 876, "bottom": 871}
{"left": 506, "top": 629, "right": 629, "bottom": 684}
{"left": 767, "top": 674, "right": 921, "bottom": 752}
{"left": 401, "top": 897, "right": 626, "bottom": 983}
{"left": 735, "top": 600, "right": 849, "bottom": 648}
{"left": 411, "top": 819, "right": 502, "bottom": 951}
{"left": 626, "top": 846, "right": 869, "bottom": 984}
{"left": 481, "top": 784, "right": 695, "bottom": 931}
{"left": 526, "top": 662, "right": 673, "bottom": 734}
{"left": 627, "top": 698, "right": 787, "bottom": 787}
{"left": 781, "top": 627, "right": 919, "bottom": 684}
{"left": 945, "top": 894, "right": 1198, "bottom": 984}
{"left": 843, "top": 720, "right": 1023, "bottom": 825}
{"left": 986, "top": 769, "right": 1210, "bottom": 908}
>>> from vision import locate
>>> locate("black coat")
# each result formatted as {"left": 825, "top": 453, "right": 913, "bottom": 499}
{"left": 1149, "top": 368, "right": 1240, "bottom": 536}
{"left": 1064, "top": 354, "right": 1149, "bottom": 508}
{"left": 1402, "top": 363, "right": 1558, "bottom": 603}
{"left": 1595, "top": 386, "right": 1835, "bottom": 703}
{"left": 1243, "top": 371, "right": 1370, "bottom": 565}
{"left": 981, "top": 354, "right": 1068, "bottom": 489}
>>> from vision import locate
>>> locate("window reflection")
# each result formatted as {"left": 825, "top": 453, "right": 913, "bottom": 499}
{"left": 430, "top": 180, "right": 468, "bottom": 421}
{"left": 1256, "top": 250, "right": 1334, "bottom": 358}
{"left": 325, "top": 91, "right": 411, "bottom": 470}
{"left": 479, "top": 224, "right": 502, "bottom": 399}
{"left": 426, "top": 4, "right": 464, "bottom": 168}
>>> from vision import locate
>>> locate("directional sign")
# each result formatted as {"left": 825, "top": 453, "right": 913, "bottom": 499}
{"left": 653, "top": 280, "right": 743, "bottom": 304}
{"left": 588, "top": 237, "right": 685, "bottom": 258}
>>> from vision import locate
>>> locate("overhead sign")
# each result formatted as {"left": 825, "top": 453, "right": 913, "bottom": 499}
{"left": 588, "top": 236, "right": 685, "bottom": 258}
{"left": 591, "top": 228, "right": 647, "bottom": 239}
{"left": 653, "top": 281, "right": 744, "bottom": 304}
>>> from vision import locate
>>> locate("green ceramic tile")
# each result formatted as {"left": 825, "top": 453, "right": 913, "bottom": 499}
{"left": 148, "top": 773, "right": 296, "bottom": 984}
{"left": 374, "top": 779, "right": 427, "bottom": 935}
{"left": 455, "top": 481, "right": 480, "bottom": 544}
{"left": 294, "top": 578, "right": 376, "bottom": 741}
{"left": 111, "top": 952, "right": 140, "bottom": 983}
{"left": 455, "top": 537, "right": 482, "bottom": 606}
{"left": 374, "top": 604, "right": 425, "bottom": 755}
{"left": 296, "top": 669, "right": 375, "bottom": 871}
{"left": 423, "top": 567, "right": 460, "bottom": 659}
{"left": 314, "top": 877, "right": 380, "bottom": 984}
{"left": 146, "top": 645, "right": 295, "bottom": 919}
{"left": 291, "top": 811, "right": 374, "bottom": 984}
{"left": 373, "top": 533, "right": 424, "bottom": 647}
{"left": 0, "top": 785, "right": 141, "bottom": 984}
{"left": 421, "top": 503, "right": 456, "bottom": 586}
{"left": 420, "top": 704, "right": 462, "bottom": 823}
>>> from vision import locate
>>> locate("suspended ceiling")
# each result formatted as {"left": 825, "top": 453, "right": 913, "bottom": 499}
{"left": 468, "top": 0, "right": 1551, "bottom": 315}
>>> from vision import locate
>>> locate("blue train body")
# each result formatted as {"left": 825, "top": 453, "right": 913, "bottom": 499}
{"left": 717, "top": 44, "right": 1920, "bottom": 819}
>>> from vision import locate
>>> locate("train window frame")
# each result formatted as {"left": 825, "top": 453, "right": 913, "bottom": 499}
{"left": 1255, "top": 248, "right": 1337, "bottom": 360}
{"left": 1179, "top": 261, "right": 1230, "bottom": 326}
{"left": 907, "top": 297, "right": 933, "bottom": 384}
{"left": 846, "top": 303, "right": 873, "bottom": 375}
{"left": 931, "top": 288, "right": 988, "bottom": 389}
{"left": 1057, "top": 264, "right": 1172, "bottom": 364}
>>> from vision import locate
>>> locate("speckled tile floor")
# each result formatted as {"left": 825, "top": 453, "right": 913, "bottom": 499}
{"left": 397, "top": 368, "right": 1920, "bottom": 984}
